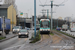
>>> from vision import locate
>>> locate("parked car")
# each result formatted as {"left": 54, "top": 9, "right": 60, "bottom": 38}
{"left": 70, "top": 22, "right": 75, "bottom": 32}
{"left": 31, "top": 27, "right": 34, "bottom": 30}
{"left": 13, "top": 26, "right": 22, "bottom": 33}
{"left": 27, "top": 28, "right": 30, "bottom": 30}
{"left": 62, "top": 24, "right": 68, "bottom": 31}
{"left": 56, "top": 27, "right": 61, "bottom": 31}
{"left": 18, "top": 29, "right": 29, "bottom": 38}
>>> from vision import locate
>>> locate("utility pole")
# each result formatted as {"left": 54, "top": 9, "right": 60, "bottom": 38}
{"left": 40, "top": 9, "right": 46, "bottom": 17}
{"left": 24, "top": 13, "right": 26, "bottom": 28}
{"left": 47, "top": 9, "right": 49, "bottom": 19}
{"left": 39, "top": 0, "right": 64, "bottom": 31}
{"left": 34, "top": 0, "right": 36, "bottom": 38}
{"left": 51, "top": 0, "right": 53, "bottom": 30}
{"left": 2, "top": 16, "right": 6, "bottom": 37}
{"left": 57, "top": 19, "right": 58, "bottom": 27}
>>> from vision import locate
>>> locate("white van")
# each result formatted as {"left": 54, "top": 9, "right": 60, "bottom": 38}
{"left": 70, "top": 22, "right": 75, "bottom": 32}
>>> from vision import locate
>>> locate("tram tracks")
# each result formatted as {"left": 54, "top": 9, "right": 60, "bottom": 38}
{"left": 20, "top": 31, "right": 75, "bottom": 50}
{"left": 33, "top": 30, "right": 75, "bottom": 50}
{"left": 52, "top": 30, "right": 75, "bottom": 50}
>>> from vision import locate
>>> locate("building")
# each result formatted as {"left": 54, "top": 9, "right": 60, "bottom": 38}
{"left": 0, "top": 4, "right": 17, "bottom": 30}
{"left": 32, "top": 16, "right": 39, "bottom": 26}
{"left": 4, "top": 0, "right": 18, "bottom": 15}
{"left": 64, "top": 17, "right": 72, "bottom": 22}
{"left": 58, "top": 17, "right": 63, "bottom": 20}
{"left": 4, "top": 0, "right": 15, "bottom": 5}
{"left": 17, "top": 17, "right": 33, "bottom": 28}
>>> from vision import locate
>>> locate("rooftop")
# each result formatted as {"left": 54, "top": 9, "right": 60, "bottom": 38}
{"left": 0, "top": 4, "right": 11, "bottom": 8}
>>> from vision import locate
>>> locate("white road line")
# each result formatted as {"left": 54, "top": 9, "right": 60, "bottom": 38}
{"left": 3, "top": 44, "right": 22, "bottom": 50}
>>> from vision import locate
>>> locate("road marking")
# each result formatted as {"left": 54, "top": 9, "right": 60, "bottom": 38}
{"left": 3, "top": 44, "right": 23, "bottom": 50}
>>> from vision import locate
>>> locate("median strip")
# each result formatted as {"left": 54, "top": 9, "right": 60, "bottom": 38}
{"left": 29, "top": 31, "right": 41, "bottom": 43}
{"left": 29, "top": 31, "right": 54, "bottom": 43}
{"left": 54, "top": 30, "right": 75, "bottom": 39}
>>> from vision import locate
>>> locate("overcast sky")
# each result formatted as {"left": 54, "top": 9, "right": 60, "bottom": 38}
{"left": 0, "top": 0, "right": 75, "bottom": 19}
{"left": 15, "top": 0, "right": 75, "bottom": 19}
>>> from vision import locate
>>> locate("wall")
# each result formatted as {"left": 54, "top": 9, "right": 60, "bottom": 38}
{"left": 7, "top": 5, "right": 16, "bottom": 30}
{"left": 0, "top": 8, "right": 7, "bottom": 18}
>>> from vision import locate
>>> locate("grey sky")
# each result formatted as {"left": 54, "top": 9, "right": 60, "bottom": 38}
{"left": 0, "top": 0, "right": 75, "bottom": 19}
{"left": 15, "top": 0, "right": 75, "bottom": 19}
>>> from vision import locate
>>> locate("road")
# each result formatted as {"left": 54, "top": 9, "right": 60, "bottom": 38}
{"left": 0, "top": 30, "right": 34, "bottom": 50}
{"left": 61, "top": 30, "right": 75, "bottom": 37}
{"left": 1, "top": 30, "right": 75, "bottom": 50}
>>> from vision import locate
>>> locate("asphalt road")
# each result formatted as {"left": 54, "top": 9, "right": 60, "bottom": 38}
{"left": 1, "top": 30, "right": 75, "bottom": 50}
{"left": 0, "top": 30, "right": 34, "bottom": 50}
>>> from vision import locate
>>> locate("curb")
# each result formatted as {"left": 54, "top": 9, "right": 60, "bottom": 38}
{"left": 0, "top": 34, "right": 18, "bottom": 42}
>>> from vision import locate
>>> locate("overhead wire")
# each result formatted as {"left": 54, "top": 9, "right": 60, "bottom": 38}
{"left": 59, "top": 0, "right": 68, "bottom": 5}
{"left": 44, "top": 0, "right": 47, "bottom": 5}
{"left": 39, "top": 0, "right": 48, "bottom": 15}
{"left": 54, "top": 0, "right": 68, "bottom": 12}
{"left": 39, "top": 0, "right": 43, "bottom": 5}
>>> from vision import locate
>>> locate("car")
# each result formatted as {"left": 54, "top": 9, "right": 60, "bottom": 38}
{"left": 27, "top": 28, "right": 30, "bottom": 30}
{"left": 13, "top": 26, "right": 22, "bottom": 34}
{"left": 18, "top": 29, "right": 29, "bottom": 38}
{"left": 31, "top": 27, "right": 34, "bottom": 30}
{"left": 56, "top": 27, "right": 61, "bottom": 31}
{"left": 70, "top": 28, "right": 75, "bottom": 32}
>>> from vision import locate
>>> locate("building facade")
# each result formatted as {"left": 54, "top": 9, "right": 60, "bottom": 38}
{"left": 0, "top": 4, "right": 17, "bottom": 30}
{"left": 64, "top": 17, "right": 72, "bottom": 22}
{"left": 4, "top": 0, "right": 15, "bottom": 5}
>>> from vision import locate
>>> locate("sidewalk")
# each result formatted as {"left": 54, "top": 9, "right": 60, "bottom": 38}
{"left": 0, "top": 32, "right": 17, "bottom": 42}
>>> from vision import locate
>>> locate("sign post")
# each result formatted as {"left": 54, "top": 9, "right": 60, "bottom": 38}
{"left": 2, "top": 16, "right": 6, "bottom": 37}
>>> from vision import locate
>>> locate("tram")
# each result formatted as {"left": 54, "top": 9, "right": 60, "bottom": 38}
{"left": 40, "top": 19, "right": 50, "bottom": 34}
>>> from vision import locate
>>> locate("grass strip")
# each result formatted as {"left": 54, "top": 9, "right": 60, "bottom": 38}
{"left": 54, "top": 30, "right": 75, "bottom": 39}
{"left": 30, "top": 31, "right": 41, "bottom": 43}
{"left": 50, "top": 32, "right": 54, "bottom": 35}
{"left": 0, "top": 37, "right": 5, "bottom": 40}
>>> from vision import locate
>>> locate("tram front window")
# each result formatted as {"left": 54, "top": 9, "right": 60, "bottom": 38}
{"left": 41, "top": 21, "right": 49, "bottom": 28}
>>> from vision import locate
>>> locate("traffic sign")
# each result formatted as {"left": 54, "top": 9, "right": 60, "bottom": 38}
{"left": 20, "top": 12, "right": 23, "bottom": 16}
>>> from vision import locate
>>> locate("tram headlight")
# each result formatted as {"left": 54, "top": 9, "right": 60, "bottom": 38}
{"left": 40, "top": 29, "right": 42, "bottom": 31}
{"left": 47, "top": 29, "right": 50, "bottom": 31}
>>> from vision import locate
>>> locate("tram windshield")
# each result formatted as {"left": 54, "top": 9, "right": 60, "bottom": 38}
{"left": 41, "top": 21, "right": 49, "bottom": 28}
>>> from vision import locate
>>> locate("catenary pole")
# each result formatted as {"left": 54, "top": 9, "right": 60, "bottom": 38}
{"left": 34, "top": 0, "right": 36, "bottom": 38}
{"left": 47, "top": 9, "right": 49, "bottom": 19}
{"left": 51, "top": 0, "right": 53, "bottom": 30}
